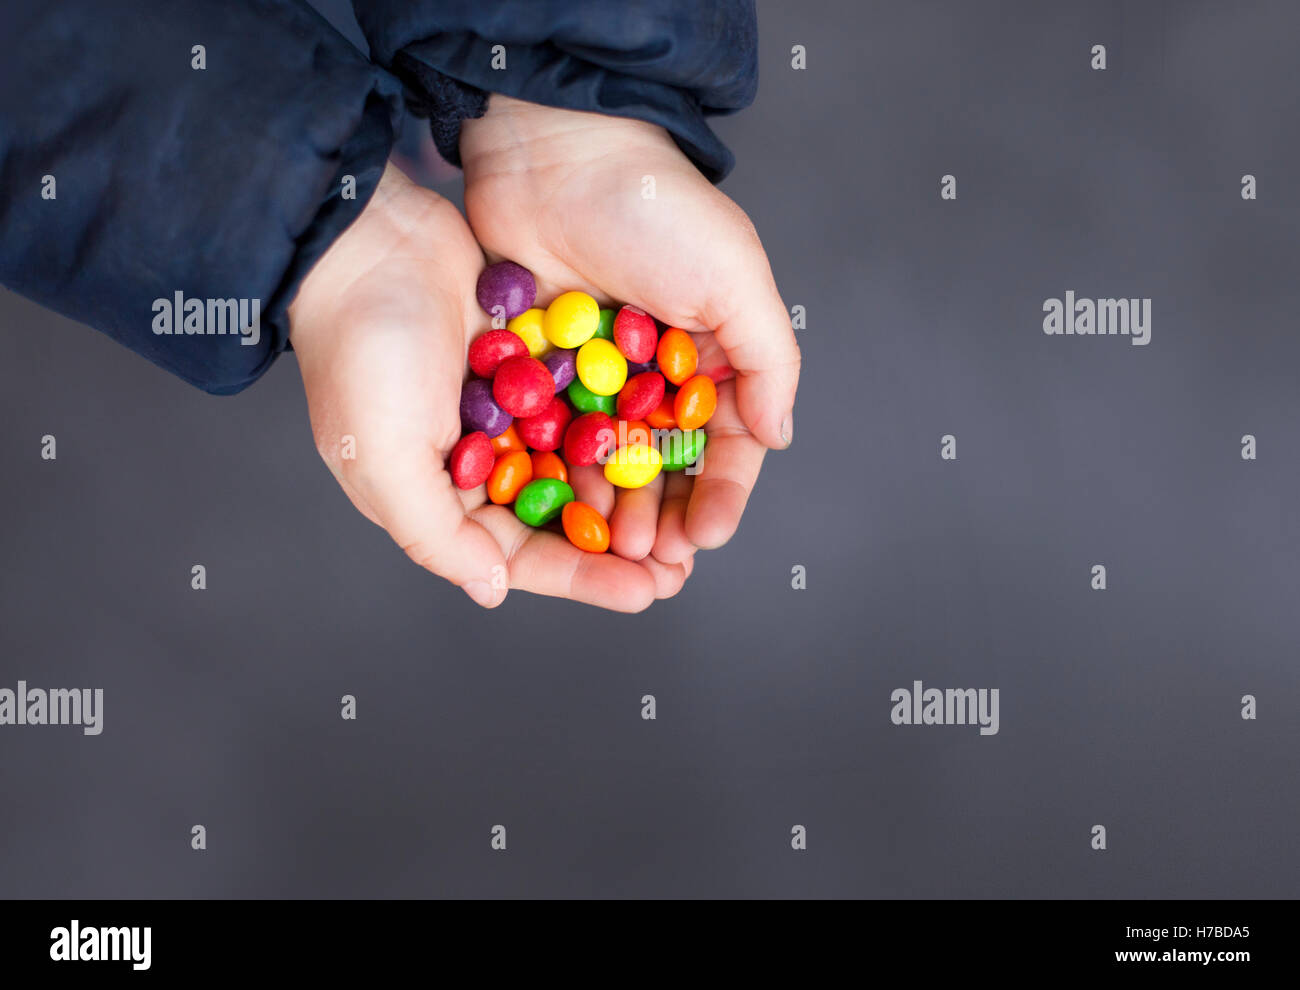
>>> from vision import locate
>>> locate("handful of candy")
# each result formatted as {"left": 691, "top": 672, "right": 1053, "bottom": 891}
{"left": 449, "top": 261, "right": 716, "bottom": 554}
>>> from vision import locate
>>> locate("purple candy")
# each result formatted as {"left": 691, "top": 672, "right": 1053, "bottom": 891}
{"left": 543, "top": 348, "right": 577, "bottom": 392}
{"left": 626, "top": 360, "right": 656, "bottom": 376}
{"left": 459, "top": 379, "right": 512, "bottom": 438}
{"left": 475, "top": 261, "right": 537, "bottom": 320}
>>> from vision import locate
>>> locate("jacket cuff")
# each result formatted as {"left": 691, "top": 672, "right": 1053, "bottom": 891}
{"left": 354, "top": 2, "right": 757, "bottom": 184}
{"left": 391, "top": 38, "right": 737, "bottom": 182}
{"left": 0, "top": 0, "right": 405, "bottom": 396}
{"left": 181, "top": 85, "right": 399, "bottom": 395}
{"left": 391, "top": 54, "right": 488, "bottom": 169}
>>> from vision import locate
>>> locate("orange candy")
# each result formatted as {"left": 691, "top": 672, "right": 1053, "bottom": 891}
{"left": 490, "top": 423, "right": 525, "bottom": 456}
{"left": 530, "top": 450, "right": 568, "bottom": 484}
{"left": 656, "top": 328, "right": 698, "bottom": 386}
{"left": 673, "top": 375, "right": 717, "bottom": 430}
{"left": 645, "top": 393, "right": 677, "bottom": 430}
{"left": 487, "top": 450, "right": 532, "bottom": 504}
{"left": 562, "top": 501, "right": 610, "bottom": 553}
{"left": 618, "top": 419, "right": 653, "bottom": 447}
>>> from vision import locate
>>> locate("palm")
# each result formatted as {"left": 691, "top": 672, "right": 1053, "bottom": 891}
{"left": 292, "top": 166, "right": 685, "bottom": 610}
{"left": 466, "top": 140, "right": 729, "bottom": 333}
{"left": 464, "top": 113, "right": 786, "bottom": 562}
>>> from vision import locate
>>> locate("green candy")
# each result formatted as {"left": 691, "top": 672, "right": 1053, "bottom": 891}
{"left": 593, "top": 308, "right": 616, "bottom": 341}
{"left": 660, "top": 429, "right": 707, "bottom": 471}
{"left": 567, "top": 378, "right": 616, "bottom": 415}
{"left": 514, "top": 479, "right": 575, "bottom": 527}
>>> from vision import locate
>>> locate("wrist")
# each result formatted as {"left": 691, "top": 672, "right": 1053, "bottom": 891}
{"left": 460, "top": 95, "right": 676, "bottom": 179}
{"left": 287, "top": 163, "right": 415, "bottom": 345}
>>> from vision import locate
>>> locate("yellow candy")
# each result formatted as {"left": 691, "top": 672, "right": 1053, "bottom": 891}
{"left": 507, "top": 308, "right": 552, "bottom": 358}
{"left": 603, "top": 443, "right": 663, "bottom": 489}
{"left": 543, "top": 291, "right": 600, "bottom": 348}
{"left": 575, "top": 338, "right": 628, "bottom": 396}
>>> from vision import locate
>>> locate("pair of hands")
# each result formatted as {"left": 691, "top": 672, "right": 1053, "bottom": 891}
{"left": 287, "top": 96, "right": 801, "bottom": 612}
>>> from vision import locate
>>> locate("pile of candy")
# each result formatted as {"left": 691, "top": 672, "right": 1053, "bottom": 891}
{"left": 449, "top": 261, "right": 716, "bottom": 553}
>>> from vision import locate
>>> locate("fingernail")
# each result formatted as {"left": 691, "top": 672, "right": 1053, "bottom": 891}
{"left": 780, "top": 414, "right": 793, "bottom": 447}
{"left": 464, "top": 580, "right": 497, "bottom": 607}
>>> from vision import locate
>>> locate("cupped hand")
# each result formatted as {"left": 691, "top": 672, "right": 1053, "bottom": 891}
{"left": 460, "top": 96, "right": 801, "bottom": 565}
{"left": 288, "top": 163, "right": 687, "bottom": 611}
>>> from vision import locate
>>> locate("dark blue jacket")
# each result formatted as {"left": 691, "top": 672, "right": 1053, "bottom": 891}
{"left": 0, "top": 1, "right": 756, "bottom": 394}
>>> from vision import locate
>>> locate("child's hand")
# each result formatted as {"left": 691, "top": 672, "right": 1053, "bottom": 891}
{"left": 460, "top": 96, "right": 801, "bottom": 564}
{"left": 289, "top": 164, "right": 687, "bottom": 611}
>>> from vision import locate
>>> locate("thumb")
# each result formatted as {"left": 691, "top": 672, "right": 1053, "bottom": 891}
{"left": 357, "top": 449, "right": 509, "bottom": 607}
{"left": 707, "top": 246, "right": 802, "bottom": 450}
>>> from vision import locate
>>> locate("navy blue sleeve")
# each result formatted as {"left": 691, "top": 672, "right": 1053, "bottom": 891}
{"left": 352, "top": 0, "right": 757, "bottom": 182}
{"left": 0, "top": 0, "right": 402, "bottom": 394}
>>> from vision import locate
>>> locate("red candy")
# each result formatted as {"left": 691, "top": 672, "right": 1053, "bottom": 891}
{"left": 616, "top": 371, "right": 666, "bottom": 421}
{"left": 563, "top": 411, "right": 617, "bottom": 466}
{"left": 492, "top": 356, "right": 554, "bottom": 417}
{"left": 516, "top": 396, "right": 572, "bottom": 452}
{"left": 449, "top": 431, "right": 494, "bottom": 490}
{"left": 468, "top": 328, "right": 528, "bottom": 378}
{"left": 612, "top": 305, "right": 658, "bottom": 363}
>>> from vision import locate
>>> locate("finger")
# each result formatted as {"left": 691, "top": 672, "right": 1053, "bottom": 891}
{"left": 639, "top": 553, "right": 690, "bottom": 600}
{"left": 683, "top": 379, "right": 767, "bottom": 549}
{"left": 609, "top": 471, "right": 664, "bottom": 561}
{"left": 456, "top": 483, "right": 487, "bottom": 514}
{"left": 692, "top": 332, "right": 731, "bottom": 381}
{"left": 706, "top": 242, "right": 801, "bottom": 450}
{"left": 568, "top": 463, "right": 616, "bottom": 518}
{"left": 652, "top": 469, "right": 696, "bottom": 565}
{"left": 470, "top": 504, "right": 657, "bottom": 612}
{"left": 351, "top": 442, "right": 509, "bottom": 608}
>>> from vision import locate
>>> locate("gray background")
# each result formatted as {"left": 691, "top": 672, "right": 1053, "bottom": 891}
{"left": 2, "top": 0, "right": 1298, "bottom": 898}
